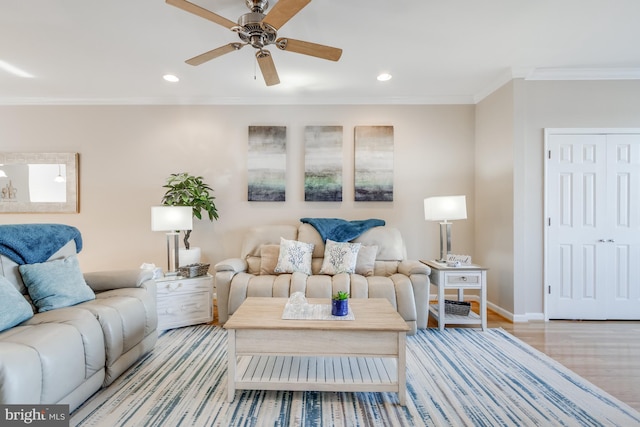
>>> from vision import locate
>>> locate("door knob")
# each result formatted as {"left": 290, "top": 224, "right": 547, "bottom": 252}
{"left": 598, "top": 239, "right": 606, "bottom": 243}
{"left": 607, "top": 239, "right": 615, "bottom": 243}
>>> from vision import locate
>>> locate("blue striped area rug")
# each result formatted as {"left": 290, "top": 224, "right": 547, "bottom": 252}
{"left": 71, "top": 326, "right": 640, "bottom": 426}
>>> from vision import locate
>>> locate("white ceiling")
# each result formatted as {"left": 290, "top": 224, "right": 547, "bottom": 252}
{"left": 2, "top": 0, "right": 640, "bottom": 105}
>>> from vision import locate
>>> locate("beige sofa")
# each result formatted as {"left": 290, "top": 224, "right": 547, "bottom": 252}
{"left": 0, "top": 237, "right": 157, "bottom": 412}
{"left": 214, "top": 223, "right": 431, "bottom": 334}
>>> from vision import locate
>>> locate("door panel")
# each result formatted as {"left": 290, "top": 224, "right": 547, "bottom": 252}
{"left": 605, "top": 135, "right": 640, "bottom": 318}
{"left": 547, "top": 134, "right": 607, "bottom": 319}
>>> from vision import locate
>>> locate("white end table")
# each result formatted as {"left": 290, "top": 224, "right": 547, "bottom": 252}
{"left": 156, "top": 274, "right": 214, "bottom": 331}
{"left": 421, "top": 260, "right": 487, "bottom": 331}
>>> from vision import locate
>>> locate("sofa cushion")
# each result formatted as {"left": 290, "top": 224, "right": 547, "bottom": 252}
{"left": 274, "top": 238, "right": 314, "bottom": 275}
{"left": 355, "top": 245, "right": 378, "bottom": 277}
{"left": 19, "top": 255, "right": 95, "bottom": 312}
{"left": 0, "top": 276, "right": 33, "bottom": 332}
{"left": 297, "top": 223, "right": 325, "bottom": 258}
{"left": 352, "top": 227, "right": 406, "bottom": 260}
{"left": 2, "top": 307, "right": 107, "bottom": 405}
{"left": 259, "top": 244, "right": 279, "bottom": 275}
{"left": 319, "top": 239, "right": 361, "bottom": 275}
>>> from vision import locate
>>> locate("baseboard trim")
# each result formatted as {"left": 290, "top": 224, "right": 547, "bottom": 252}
{"left": 432, "top": 294, "right": 544, "bottom": 323}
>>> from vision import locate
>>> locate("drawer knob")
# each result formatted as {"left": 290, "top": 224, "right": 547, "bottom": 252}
{"left": 167, "top": 282, "right": 183, "bottom": 292}
{"left": 461, "top": 276, "right": 467, "bottom": 281}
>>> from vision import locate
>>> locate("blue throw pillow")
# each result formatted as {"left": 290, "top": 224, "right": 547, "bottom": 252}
{"left": 19, "top": 255, "right": 95, "bottom": 312}
{"left": 0, "top": 276, "right": 34, "bottom": 332}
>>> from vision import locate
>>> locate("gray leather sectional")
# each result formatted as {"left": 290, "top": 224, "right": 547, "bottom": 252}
{"left": 0, "top": 238, "right": 157, "bottom": 412}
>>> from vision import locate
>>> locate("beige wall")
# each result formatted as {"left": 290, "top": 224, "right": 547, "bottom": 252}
{"left": 474, "top": 78, "right": 640, "bottom": 320}
{"left": 0, "top": 104, "right": 476, "bottom": 274}
{"left": 518, "top": 79, "right": 640, "bottom": 319}
{"left": 475, "top": 81, "right": 515, "bottom": 314}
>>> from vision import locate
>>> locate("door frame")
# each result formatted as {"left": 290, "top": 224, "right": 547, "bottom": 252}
{"left": 543, "top": 128, "right": 640, "bottom": 321}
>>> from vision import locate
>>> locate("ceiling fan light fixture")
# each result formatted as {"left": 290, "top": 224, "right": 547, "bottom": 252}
{"left": 377, "top": 73, "right": 392, "bottom": 82}
{"left": 166, "top": 0, "right": 340, "bottom": 86}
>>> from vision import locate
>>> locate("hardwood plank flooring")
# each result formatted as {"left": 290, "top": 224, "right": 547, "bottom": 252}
{"left": 429, "top": 302, "right": 640, "bottom": 412}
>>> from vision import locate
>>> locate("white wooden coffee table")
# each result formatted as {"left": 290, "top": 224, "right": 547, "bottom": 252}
{"left": 223, "top": 297, "right": 410, "bottom": 405}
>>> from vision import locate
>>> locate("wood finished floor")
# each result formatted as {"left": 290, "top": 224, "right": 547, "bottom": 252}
{"left": 430, "top": 303, "right": 640, "bottom": 412}
{"left": 214, "top": 301, "right": 640, "bottom": 412}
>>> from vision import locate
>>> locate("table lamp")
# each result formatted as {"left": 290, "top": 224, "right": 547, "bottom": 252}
{"left": 151, "top": 206, "right": 193, "bottom": 275}
{"left": 424, "top": 195, "right": 467, "bottom": 262}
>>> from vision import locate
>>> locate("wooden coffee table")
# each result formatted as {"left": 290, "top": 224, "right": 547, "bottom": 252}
{"left": 223, "top": 297, "right": 410, "bottom": 405}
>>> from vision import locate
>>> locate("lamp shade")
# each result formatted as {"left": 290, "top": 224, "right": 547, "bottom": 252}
{"left": 151, "top": 206, "right": 193, "bottom": 231}
{"left": 424, "top": 195, "right": 467, "bottom": 221}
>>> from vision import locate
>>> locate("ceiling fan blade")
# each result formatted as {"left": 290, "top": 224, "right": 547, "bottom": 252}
{"left": 275, "top": 38, "right": 342, "bottom": 61}
{"left": 185, "top": 43, "right": 243, "bottom": 66}
{"left": 166, "top": 0, "right": 237, "bottom": 30}
{"left": 256, "top": 50, "right": 280, "bottom": 86}
{"left": 262, "top": 0, "right": 311, "bottom": 30}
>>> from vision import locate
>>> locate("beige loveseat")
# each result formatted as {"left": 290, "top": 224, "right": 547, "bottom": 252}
{"left": 214, "top": 223, "right": 431, "bottom": 334}
{"left": 0, "top": 227, "right": 157, "bottom": 412}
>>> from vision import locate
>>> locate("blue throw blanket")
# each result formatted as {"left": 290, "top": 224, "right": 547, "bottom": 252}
{"left": 300, "top": 218, "right": 385, "bottom": 242}
{"left": 0, "top": 224, "right": 82, "bottom": 265}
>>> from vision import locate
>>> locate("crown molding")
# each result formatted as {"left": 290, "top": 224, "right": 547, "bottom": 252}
{"left": 474, "top": 67, "right": 640, "bottom": 103}
{"left": 0, "top": 94, "right": 476, "bottom": 106}
{"left": 525, "top": 67, "right": 640, "bottom": 81}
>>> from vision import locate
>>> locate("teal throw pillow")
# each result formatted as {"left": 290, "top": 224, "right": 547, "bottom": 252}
{"left": 0, "top": 276, "right": 34, "bottom": 331}
{"left": 19, "top": 255, "right": 95, "bottom": 312}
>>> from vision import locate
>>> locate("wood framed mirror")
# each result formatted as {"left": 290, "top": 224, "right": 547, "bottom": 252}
{"left": 0, "top": 152, "right": 79, "bottom": 213}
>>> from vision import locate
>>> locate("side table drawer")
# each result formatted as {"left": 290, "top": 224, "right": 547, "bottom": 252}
{"left": 157, "top": 277, "right": 211, "bottom": 297}
{"left": 443, "top": 272, "right": 482, "bottom": 286}
{"left": 157, "top": 291, "right": 212, "bottom": 330}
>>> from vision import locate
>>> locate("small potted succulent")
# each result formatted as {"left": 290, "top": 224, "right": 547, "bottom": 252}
{"left": 331, "top": 291, "right": 350, "bottom": 316}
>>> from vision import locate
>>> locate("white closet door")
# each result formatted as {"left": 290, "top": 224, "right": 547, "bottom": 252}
{"left": 546, "top": 134, "right": 608, "bottom": 319}
{"left": 546, "top": 131, "right": 640, "bottom": 320}
{"left": 605, "top": 135, "right": 640, "bottom": 318}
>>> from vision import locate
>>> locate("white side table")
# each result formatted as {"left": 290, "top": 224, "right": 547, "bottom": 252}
{"left": 156, "top": 274, "right": 214, "bottom": 331}
{"left": 421, "top": 260, "right": 487, "bottom": 331}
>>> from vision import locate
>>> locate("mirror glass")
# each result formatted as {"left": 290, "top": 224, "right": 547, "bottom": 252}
{"left": 0, "top": 153, "right": 79, "bottom": 213}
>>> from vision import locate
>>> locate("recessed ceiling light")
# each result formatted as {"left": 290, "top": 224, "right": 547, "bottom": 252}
{"left": 377, "top": 73, "right": 392, "bottom": 82}
{"left": 163, "top": 74, "right": 180, "bottom": 83}
{"left": 0, "top": 60, "right": 34, "bottom": 78}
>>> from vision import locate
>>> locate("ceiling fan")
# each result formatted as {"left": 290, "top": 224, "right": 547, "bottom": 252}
{"left": 166, "top": 0, "right": 343, "bottom": 86}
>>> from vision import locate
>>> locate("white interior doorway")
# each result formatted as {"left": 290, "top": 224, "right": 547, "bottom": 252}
{"left": 544, "top": 128, "right": 640, "bottom": 320}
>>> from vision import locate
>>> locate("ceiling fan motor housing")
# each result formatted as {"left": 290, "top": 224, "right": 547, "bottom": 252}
{"left": 245, "top": 0, "right": 269, "bottom": 13}
{"left": 237, "top": 12, "right": 276, "bottom": 48}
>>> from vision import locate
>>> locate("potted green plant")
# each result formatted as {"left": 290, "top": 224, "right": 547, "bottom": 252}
{"left": 161, "top": 172, "right": 219, "bottom": 265}
{"left": 331, "top": 291, "right": 350, "bottom": 316}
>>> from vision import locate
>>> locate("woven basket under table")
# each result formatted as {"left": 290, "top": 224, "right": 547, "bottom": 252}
{"left": 444, "top": 299, "right": 471, "bottom": 316}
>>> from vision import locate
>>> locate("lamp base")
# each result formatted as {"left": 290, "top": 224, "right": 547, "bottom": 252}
{"left": 439, "top": 221, "right": 452, "bottom": 263}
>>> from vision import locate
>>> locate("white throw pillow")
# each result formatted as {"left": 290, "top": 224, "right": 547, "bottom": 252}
{"left": 319, "top": 239, "right": 362, "bottom": 275}
{"left": 274, "top": 238, "right": 314, "bottom": 275}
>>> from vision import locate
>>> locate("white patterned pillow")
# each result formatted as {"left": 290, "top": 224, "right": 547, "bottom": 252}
{"left": 319, "top": 239, "right": 362, "bottom": 275}
{"left": 274, "top": 238, "right": 314, "bottom": 275}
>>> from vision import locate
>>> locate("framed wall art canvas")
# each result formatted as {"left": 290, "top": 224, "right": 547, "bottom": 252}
{"left": 354, "top": 126, "right": 394, "bottom": 201}
{"left": 304, "top": 125, "right": 343, "bottom": 202}
{"left": 247, "top": 126, "right": 286, "bottom": 201}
